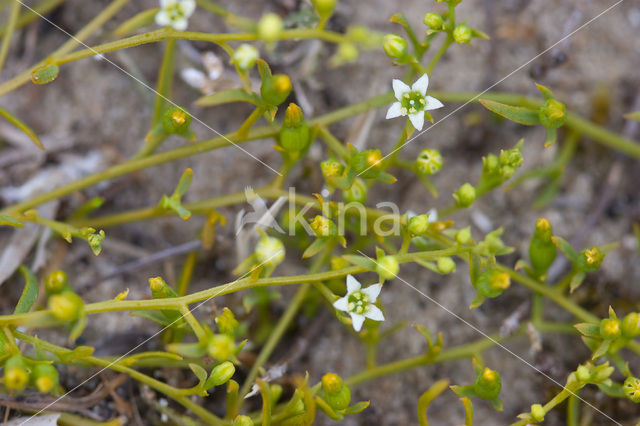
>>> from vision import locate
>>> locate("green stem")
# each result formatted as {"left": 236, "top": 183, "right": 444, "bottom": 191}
{"left": 0, "top": 0, "right": 20, "bottom": 72}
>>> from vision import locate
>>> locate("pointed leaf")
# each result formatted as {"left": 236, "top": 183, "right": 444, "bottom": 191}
{"left": 302, "top": 238, "right": 328, "bottom": 259}
{"left": 343, "top": 400, "right": 370, "bottom": 415}
{"left": 592, "top": 339, "right": 610, "bottom": 360}
{"left": 574, "top": 322, "right": 600, "bottom": 338}
{"left": 461, "top": 397, "right": 473, "bottom": 426}
{"left": 131, "top": 310, "right": 174, "bottom": 327}
{"left": 0, "top": 215, "right": 23, "bottom": 228}
{"left": 552, "top": 236, "right": 579, "bottom": 263}
{"left": 450, "top": 385, "right": 477, "bottom": 399}
{"left": 569, "top": 271, "right": 585, "bottom": 293}
{"left": 113, "top": 8, "right": 159, "bottom": 37}
{"left": 535, "top": 83, "right": 555, "bottom": 100}
{"left": 14, "top": 265, "right": 38, "bottom": 314}
{"left": 189, "top": 363, "right": 208, "bottom": 389}
{"left": 0, "top": 106, "right": 43, "bottom": 149}
{"left": 544, "top": 126, "right": 557, "bottom": 148}
{"left": 342, "top": 254, "right": 376, "bottom": 270}
{"left": 478, "top": 99, "right": 539, "bottom": 126}
{"left": 195, "top": 89, "right": 262, "bottom": 107}
{"left": 489, "top": 397, "right": 503, "bottom": 411}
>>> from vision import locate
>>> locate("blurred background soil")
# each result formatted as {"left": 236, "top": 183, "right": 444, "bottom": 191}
{"left": 2, "top": 0, "right": 640, "bottom": 424}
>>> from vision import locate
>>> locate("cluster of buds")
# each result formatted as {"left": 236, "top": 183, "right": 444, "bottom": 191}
{"left": 45, "top": 270, "right": 84, "bottom": 328}
{"left": 315, "top": 373, "right": 369, "bottom": 420}
{"left": 477, "top": 140, "right": 524, "bottom": 193}
{"left": 575, "top": 307, "right": 640, "bottom": 360}
{"left": 3, "top": 355, "right": 59, "bottom": 394}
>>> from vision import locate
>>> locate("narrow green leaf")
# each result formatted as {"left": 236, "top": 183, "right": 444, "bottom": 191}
{"left": 0, "top": 215, "right": 24, "bottom": 228}
{"left": 478, "top": 99, "right": 539, "bottom": 126}
{"left": 0, "top": 106, "right": 43, "bottom": 149}
{"left": 14, "top": 265, "right": 38, "bottom": 314}
{"left": 189, "top": 363, "right": 208, "bottom": 388}
{"left": 535, "top": 83, "right": 555, "bottom": 100}
{"left": 592, "top": 339, "right": 610, "bottom": 360}
{"left": 574, "top": 322, "right": 600, "bottom": 338}
{"left": 195, "top": 89, "right": 262, "bottom": 107}
{"left": 131, "top": 310, "right": 174, "bottom": 326}
{"left": 569, "top": 271, "right": 585, "bottom": 293}
{"left": 461, "top": 397, "right": 473, "bottom": 426}
{"left": 343, "top": 400, "right": 370, "bottom": 415}
{"left": 112, "top": 8, "right": 159, "bottom": 37}
{"left": 342, "top": 254, "right": 375, "bottom": 270}
{"left": 302, "top": 238, "right": 328, "bottom": 259}
{"left": 552, "top": 236, "right": 579, "bottom": 263}
{"left": 58, "top": 345, "right": 94, "bottom": 362}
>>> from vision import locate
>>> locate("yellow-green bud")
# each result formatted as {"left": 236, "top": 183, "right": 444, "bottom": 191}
{"left": 233, "top": 44, "right": 259, "bottom": 70}
{"left": 453, "top": 24, "right": 472, "bottom": 44}
{"left": 437, "top": 257, "right": 456, "bottom": 274}
{"left": 456, "top": 227, "right": 472, "bottom": 245}
{"left": 473, "top": 367, "right": 501, "bottom": 400}
{"left": 4, "top": 355, "right": 29, "bottom": 390}
{"left": 376, "top": 256, "right": 399, "bottom": 280}
{"left": 530, "top": 404, "right": 545, "bottom": 422}
{"left": 255, "top": 235, "right": 285, "bottom": 267}
{"left": 208, "top": 361, "right": 236, "bottom": 387}
{"left": 162, "top": 106, "right": 192, "bottom": 135}
{"left": 423, "top": 13, "right": 444, "bottom": 30}
{"left": 477, "top": 270, "right": 511, "bottom": 298}
{"left": 578, "top": 246, "right": 604, "bottom": 272}
{"left": 257, "top": 13, "right": 283, "bottom": 43}
{"left": 622, "top": 313, "right": 640, "bottom": 338}
{"left": 453, "top": 183, "right": 476, "bottom": 208}
{"left": 310, "top": 215, "right": 337, "bottom": 237}
{"left": 538, "top": 99, "right": 566, "bottom": 129}
{"left": 48, "top": 292, "right": 83, "bottom": 322}
{"left": 216, "top": 308, "right": 239, "bottom": 336}
{"left": 207, "top": 334, "right": 235, "bottom": 361}
{"left": 529, "top": 218, "right": 556, "bottom": 275}
{"left": 599, "top": 318, "right": 621, "bottom": 340}
{"left": 149, "top": 276, "right": 178, "bottom": 299}
{"left": 382, "top": 34, "right": 408, "bottom": 59}
{"left": 45, "top": 270, "right": 68, "bottom": 294}
{"left": 337, "top": 42, "right": 359, "bottom": 62}
{"left": 408, "top": 215, "right": 429, "bottom": 236}
{"left": 321, "top": 158, "right": 345, "bottom": 180}
{"left": 232, "top": 415, "right": 254, "bottom": 426}
{"left": 351, "top": 149, "right": 383, "bottom": 179}
{"left": 416, "top": 149, "right": 443, "bottom": 176}
{"left": 321, "top": 373, "right": 351, "bottom": 410}
{"left": 623, "top": 376, "right": 640, "bottom": 403}
{"left": 261, "top": 74, "right": 292, "bottom": 106}
{"left": 280, "top": 103, "right": 310, "bottom": 152}
{"left": 576, "top": 365, "right": 591, "bottom": 382}
{"left": 32, "top": 364, "right": 59, "bottom": 393}
{"left": 311, "top": 0, "right": 336, "bottom": 21}
{"left": 342, "top": 177, "right": 367, "bottom": 204}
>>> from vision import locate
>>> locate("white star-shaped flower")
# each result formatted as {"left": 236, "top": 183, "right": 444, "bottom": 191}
{"left": 385, "top": 74, "right": 444, "bottom": 131}
{"left": 155, "top": 0, "right": 196, "bottom": 31}
{"left": 333, "top": 275, "right": 385, "bottom": 332}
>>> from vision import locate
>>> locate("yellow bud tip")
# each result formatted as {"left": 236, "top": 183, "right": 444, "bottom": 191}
{"left": 493, "top": 273, "right": 511, "bottom": 290}
{"left": 5, "top": 368, "right": 29, "bottom": 389}
{"left": 36, "top": 376, "right": 55, "bottom": 393}
{"left": 584, "top": 247, "right": 601, "bottom": 265}
{"left": 482, "top": 368, "right": 497, "bottom": 382}
{"left": 171, "top": 110, "right": 187, "bottom": 125}
{"left": 536, "top": 217, "right": 550, "bottom": 230}
{"left": 604, "top": 321, "right": 620, "bottom": 336}
{"left": 366, "top": 151, "right": 383, "bottom": 168}
{"left": 321, "top": 373, "right": 343, "bottom": 394}
{"left": 274, "top": 75, "right": 291, "bottom": 93}
{"left": 149, "top": 277, "right": 165, "bottom": 291}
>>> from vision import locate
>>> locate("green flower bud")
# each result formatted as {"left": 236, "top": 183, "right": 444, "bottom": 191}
{"left": 279, "top": 103, "right": 310, "bottom": 152}
{"left": 87, "top": 229, "right": 105, "bottom": 255}
{"left": 382, "top": 34, "right": 408, "bottom": 59}
{"left": 216, "top": 308, "right": 239, "bottom": 336}
{"left": 310, "top": 215, "right": 337, "bottom": 237}
{"left": 483, "top": 153, "right": 500, "bottom": 175}
{"left": 538, "top": 99, "right": 566, "bottom": 129}
{"left": 576, "top": 365, "right": 591, "bottom": 382}
{"left": 321, "top": 158, "right": 345, "bottom": 180}
{"left": 321, "top": 373, "right": 351, "bottom": 410}
{"left": 456, "top": 227, "right": 472, "bottom": 245}
{"left": 622, "top": 313, "right": 640, "bottom": 339}
{"left": 342, "top": 177, "right": 367, "bottom": 204}
{"left": 207, "top": 334, "right": 235, "bottom": 361}
{"left": 477, "top": 269, "right": 511, "bottom": 298}
{"left": 416, "top": 148, "right": 443, "bottom": 176}
{"left": 149, "top": 276, "right": 178, "bottom": 299}
{"left": 453, "top": 24, "right": 472, "bottom": 44}
{"left": 232, "top": 415, "right": 254, "bottom": 426}
{"left": 162, "top": 106, "right": 192, "bottom": 135}
{"left": 599, "top": 318, "right": 621, "bottom": 340}
{"left": 473, "top": 367, "right": 501, "bottom": 400}
{"left": 261, "top": 73, "right": 292, "bottom": 106}
{"left": 578, "top": 246, "right": 604, "bottom": 272}
{"left": 423, "top": 13, "right": 444, "bottom": 30}
{"left": 255, "top": 235, "right": 285, "bottom": 267}
{"left": 453, "top": 183, "right": 476, "bottom": 208}
{"left": 530, "top": 404, "right": 545, "bottom": 422}
{"left": 592, "top": 364, "right": 614, "bottom": 383}
{"left": 336, "top": 42, "right": 359, "bottom": 62}
{"left": 312, "top": 0, "right": 336, "bottom": 20}
{"left": 257, "top": 13, "right": 283, "bottom": 43}
{"left": 437, "top": 257, "right": 456, "bottom": 274}
{"left": 45, "top": 270, "right": 68, "bottom": 294}
{"left": 499, "top": 146, "right": 523, "bottom": 168}
{"left": 351, "top": 149, "right": 384, "bottom": 179}
{"left": 31, "top": 64, "right": 59, "bottom": 85}
{"left": 32, "top": 364, "right": 59, "bottom": 393}
{"left": 408, "top": 215, "right": 429, "bottom": 236}
{"left": 48, "top": 292, "right": 83, "bottom": 322}
{"left": 376, "top": 256, "right": 399, "bottom": 280}
{"left": 208, "top": 361, "right": 236, "bottom": 387}
{"left": 4, "top": 355, "right": 29, "bottom": 390}
{"left": 233, "top": 44, "right": 259, "bottom": 70}
{"left": 623, "top": 376, "right": 640, "bottom": 403}
{"left": 529, "top": 218, "right": 557, "bottom": 274}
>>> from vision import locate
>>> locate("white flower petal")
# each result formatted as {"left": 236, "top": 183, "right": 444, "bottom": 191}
{"left": 346, "top": 274, "right": 361, "bottom": 293}
{"left": 333, "top": 296, "right": 349, "bottom": 312}
{"left": 392, "top": 79, "right": 410, "bottom": 100}
{"left": 406, "top": 210, "right": 417, "bottom": 219}
{"left": 160, "top": 0, "right": 177, "bottom": 8}
{"left": 155, "top": 11, "right": 171, "bottom": 26}
{"left": 361, "top": 283, "right": 382, "bottom": 302}
{"left": 180, "top": 68, "right": 206, "bottom": 89}
{"left": 385, "top": 102, "right": 404, "bottom": 119}
{"left": 408, "top": 111, "right": 424, "bottom": 131}
{"left": 411, "top": 74, "right": 429, "bottom": 95}
{"left": 424, "top": 96, "right": 444, "bottom": 110}
{"left": 427, "top": 208, "right": 438, "bottom": 222}
{"left": 350, "top": 313, "right": 365, "bottom": 332}
{"left": 172, "top": 18, "right": 188, "bottom": 31}
{"left": 181, "top": 0, "right": 196, "bottom": 16}
{"left": 364, "top": 305, "right": 385, "bottom": 322}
